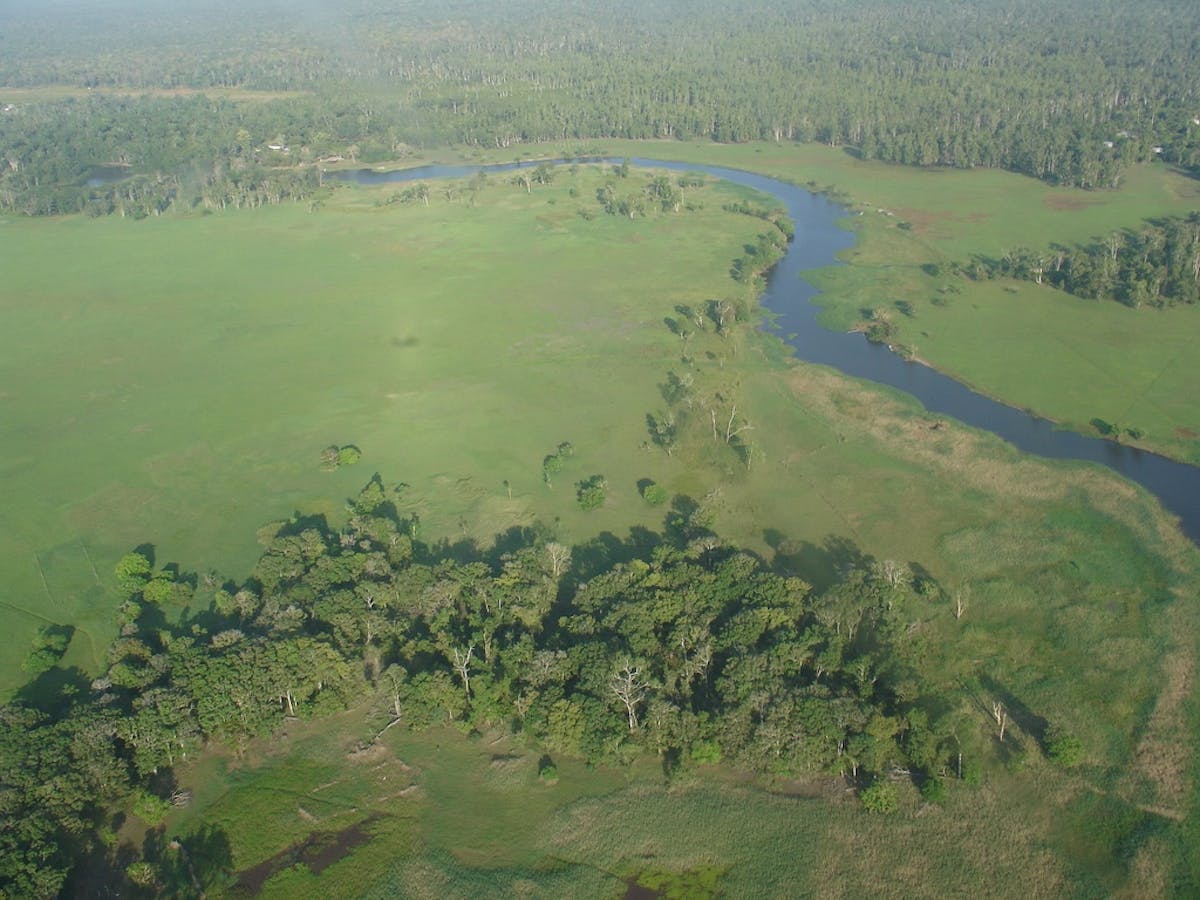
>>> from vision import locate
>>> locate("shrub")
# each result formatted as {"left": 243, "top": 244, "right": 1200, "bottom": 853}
{"left": 576, "top": 475, "right": 607, "bottom": 510}
{"left": 860, "top": 780, "right": 898, "bottom": 814}
{"left": 642, "top": 482, "right": 669, "bottom": 506}
{"left": 23, "top": 625, "right": 73, "bottom": 675}
{"left": 321, "top": 444, "right": 361, "bottom": 470}
{"left": 1046, "top": 727, "right": 1085, "bottom": 769}
{"left": 920, "top": 776, "right": 946, "bottom": 804}
{"left": 133, "top": 790, "right": 172, "bottom": 826}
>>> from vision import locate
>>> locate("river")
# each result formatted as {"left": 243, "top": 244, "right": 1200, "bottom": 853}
{"left": 336, "top": 157, "right": 1200, "bottom": 543}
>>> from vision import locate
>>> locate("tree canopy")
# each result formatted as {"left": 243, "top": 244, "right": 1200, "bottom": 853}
{"left": 2, "top": 0, "right": 1199, "bottom": 215}
{"left": 0, "top": 475, "right": 976, "bottom": 894}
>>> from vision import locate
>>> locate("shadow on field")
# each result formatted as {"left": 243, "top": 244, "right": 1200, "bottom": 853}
{"left": 763, "top": 530, "right": 873, "bottom": 592}
{"left": 13, "top": 664, "right": 91, "bottom": 715}
{"left": 144, "top": 823, "right": 234, "bottom": 896}
{"left": 978, "top": 673, "right": 1050, "bottom": 751}
{"left": 570, "top": 527, "right": 663, "bottom": 583}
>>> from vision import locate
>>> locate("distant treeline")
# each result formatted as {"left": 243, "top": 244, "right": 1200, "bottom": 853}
{"left": 958, "top": 214, "right": 1200, "bottom": 308}
{"left": 2, "top": 0, "right": 1200, "bottom": 216}
{"left": 2, "top": 476, "right": 986, "bottom": 895}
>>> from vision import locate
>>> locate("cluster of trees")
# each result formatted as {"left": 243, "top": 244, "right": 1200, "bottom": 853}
{"left": 3, "top": 0, "right": 1199, "bottom": 216}
{"left": 319, "top": 444, "right": 362, "bottom": 471}
{"left": 0, "top": 94, "right": 327, "bottom": 216}
{"left": 1, "top": 475, "right": 994, "bottom": 895}
{"left": 590, "top": 166, "right": 698, "bottom": 219}
{"left": 964, "top": 213, "right": 1200, "bottom": 308}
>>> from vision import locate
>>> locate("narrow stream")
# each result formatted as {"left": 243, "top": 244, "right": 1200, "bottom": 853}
{"left": 337, "top": 158, "right": 1200, "bottom": 543}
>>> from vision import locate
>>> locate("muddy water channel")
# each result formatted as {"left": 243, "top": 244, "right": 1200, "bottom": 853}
{"left": 338, "top": 158, "right": 1200, "bottom": 543}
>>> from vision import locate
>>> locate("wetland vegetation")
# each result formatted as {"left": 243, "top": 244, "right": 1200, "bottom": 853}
{"left": 2, "top": 1, "right": 1199, "bottom": 897}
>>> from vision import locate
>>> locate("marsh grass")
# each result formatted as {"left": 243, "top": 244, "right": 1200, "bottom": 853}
{"left": 0, "top": 166, "right": 767, "bottom": 691}
{"left": 477, "top": 140, "right": 1200, "bottom": 463}
{"left": 6, "top": 146, "right": 1199, "bottom": 894}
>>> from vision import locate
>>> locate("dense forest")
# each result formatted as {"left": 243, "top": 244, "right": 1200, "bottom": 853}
{"left": 1, "top": 476, "right": 1047, "bottom": 896}
{"left": 2, "top": 0, "right": 1200, "bottom": 215}
{"left": 963, "top": 213, "right": 1200, "bottom": 308}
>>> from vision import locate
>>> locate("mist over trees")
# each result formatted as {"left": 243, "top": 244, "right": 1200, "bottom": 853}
{"left": 3, "top": 0, "right": 1200, "bottom": 215}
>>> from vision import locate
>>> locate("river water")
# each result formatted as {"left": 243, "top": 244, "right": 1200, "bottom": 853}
{"left": 337, "top": 158, "right": 1200, "bottom": 543}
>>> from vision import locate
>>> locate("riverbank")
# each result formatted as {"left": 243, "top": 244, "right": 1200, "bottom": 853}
{"left": 341, "top": 156, "right": 1200, "bottom": 543}
{"left": 418, "top": 140, "right": 1200, "bottom": 467}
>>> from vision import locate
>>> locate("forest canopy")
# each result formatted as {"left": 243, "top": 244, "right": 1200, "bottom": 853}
{"left": 1, "top": 476, "right": 980, "bottom": 895}
{"left": 2, "top": 0, "right": 1200, "bottom": 215}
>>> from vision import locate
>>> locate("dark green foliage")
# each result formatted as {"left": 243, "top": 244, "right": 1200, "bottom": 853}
{"left": 23, "top": 625, "right": 73, "bottom": 676}
{"left": 864, "top": 310, "right": 897, "bottom": 344}
{"left": 132, "top": 789, "right": 172, "bottom": 826}
{"left": 322, "top": 444, "right": 362, "bottom": 471}
{"left": 575, "top": 475, "right": 608, "bottom": 510}
{"left": 641, "top": 482, "right": 669, "bottom": 506}
{"left": 0, "top": 475, "right": 982, "bottom": 892}
{"left": 3, "top": 0, "right": 1198, "bottom": 217}
{"left": 730, "top": 230, "right": 789, "bottom": 285}
{"left": 1046, "top": 727, "right": 1086, "bottom": 769}
{"left": 969, "top": 214, "right": 1200, "bottom": 308}
{"left": 542, "top": 441, "right": 574, "bottom": 486}
{"left": 114, "top": 551, "right": 152, "bottom": 595}
{"left": 920, "top": 776, "right": 947, "bottom": 804}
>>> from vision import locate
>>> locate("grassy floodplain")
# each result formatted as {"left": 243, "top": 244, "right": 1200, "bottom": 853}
{"left": 4, "top": 154, "right": 1200, "bottom": 894}
{"left": 0, "top": 166, "right": 772, "bottom": 687}
{"left": 456, "top": 140, "right": 1200, "bottom": 464}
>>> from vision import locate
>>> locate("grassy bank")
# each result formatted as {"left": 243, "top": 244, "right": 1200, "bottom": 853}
{"left": 450, "top": 140, "right": 1200, "bottom": 463}
{"left": 6, "top": 155, "right": 1199, "bottom": 894}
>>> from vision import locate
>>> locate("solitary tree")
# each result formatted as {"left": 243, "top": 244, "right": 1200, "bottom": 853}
{"left": 610, "top": 662, "right": 649, "bottom": 731}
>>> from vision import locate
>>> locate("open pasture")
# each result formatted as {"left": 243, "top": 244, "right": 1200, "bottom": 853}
{"left": 0, "top": 165, "right": 777, "bottom": 688}
{"left": 465, "top": 140, "right": 1200, "bottom": 463}
{"left": 6, "top": 152, "right": 1197, "bottom": 894}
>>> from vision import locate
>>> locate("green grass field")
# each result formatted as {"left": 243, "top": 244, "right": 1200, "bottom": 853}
{"left": 447, "top": 140, "right": 1200, "bottom": 463}
{"left": 5, "top": 153, "right": 1200, "bottom": 895}
{"left": 0, "top": 166, "right": 776, "bottom": 689}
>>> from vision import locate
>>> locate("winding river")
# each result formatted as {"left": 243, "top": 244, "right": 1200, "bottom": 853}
{"left": 338, "top": 158, "right": 1200, "bottom": 543}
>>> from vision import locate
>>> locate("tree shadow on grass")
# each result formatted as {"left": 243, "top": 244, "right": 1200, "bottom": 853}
{"left": 144, "top": 823, "right": 234, "bottom": 896}
{"left": 978, "top": 673, "right": 1050, "bottom": 752}
{"left": 763, "top": 530, "right": 873, "bottom": 592}
{"left": 12, "top": 664, "right": 91, "bottom": 716}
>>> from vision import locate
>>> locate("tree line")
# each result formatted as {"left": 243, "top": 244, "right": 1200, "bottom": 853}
{"left": 959, "top": 213, "right": 1200, "bottom": 308}
{"left": 1, "top": 475, "right": 1011, "bottom": 896}
{"left": 3, "top": 0, "right": 1200, "bottom": 216}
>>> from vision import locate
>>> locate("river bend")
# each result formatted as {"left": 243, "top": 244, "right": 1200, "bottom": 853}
{"left": 338, "top": 158, "right": 1200, "bottom": 543}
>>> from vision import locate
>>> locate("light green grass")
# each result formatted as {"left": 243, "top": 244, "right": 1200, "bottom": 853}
{"left": 460, "top": 140, "right": 1200, "bottom": 462}
{"left": 0, "top": 167, "right": 772, "bottom": 691}
{"left": 7, "top": 151, "right": 1200, "bottom": 892}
